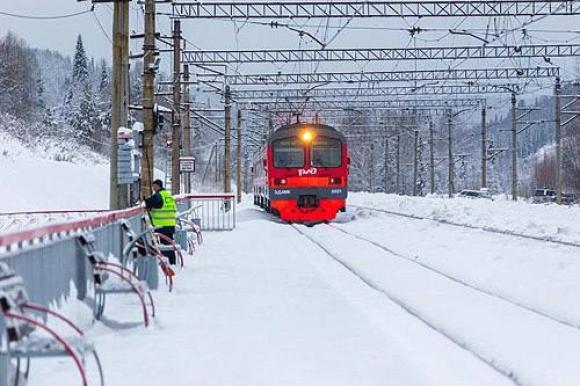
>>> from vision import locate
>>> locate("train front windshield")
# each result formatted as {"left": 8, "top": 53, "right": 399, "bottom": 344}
{"left": 311, "top": 137, "right": 342, "bottom": 167}
{"left": 273, "top": 138, "right": 305, "bottom": 168}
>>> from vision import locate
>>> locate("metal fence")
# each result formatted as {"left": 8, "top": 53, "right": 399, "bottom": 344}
{"left": 176, "top": 194, "right": 236, "bottom": 231}
{"left": 0, "top": 194, "right": 236, "bottom": 386}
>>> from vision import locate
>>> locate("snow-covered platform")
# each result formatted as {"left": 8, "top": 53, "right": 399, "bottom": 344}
{"left": 31, "top": 198, "right": 580, "bottom": 386}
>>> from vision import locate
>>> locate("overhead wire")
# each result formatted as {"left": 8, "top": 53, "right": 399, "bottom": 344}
{"left": 0, "top": 8, "right": 93, "bottom": 20}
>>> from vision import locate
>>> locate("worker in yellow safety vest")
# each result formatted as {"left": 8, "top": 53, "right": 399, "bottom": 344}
{"left": 145, "top": 179, "right": 177, "bottom": 264}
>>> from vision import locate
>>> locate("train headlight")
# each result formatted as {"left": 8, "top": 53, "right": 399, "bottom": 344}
{"left": 275, "top": 178, "right": 287, "bottom": 185}
{"left": 301, "top": 130, "right": 313, "bottom": 142}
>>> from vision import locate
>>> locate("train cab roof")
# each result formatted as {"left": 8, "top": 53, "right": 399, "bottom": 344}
{"left": 269, "top": 123, "right": 345, "bottom": 144}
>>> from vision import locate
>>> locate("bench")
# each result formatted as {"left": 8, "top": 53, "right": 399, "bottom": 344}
{"left": 176, "top": 206, "right": 204, "bottom": 254}
{"left": 77, "top": 233, "right": 155, "bottom": 327}
{"left": 0, "top": 262, "right": 104, "bottom": 386}
{"left": 119, "top": 220, "right": 179, "bottom": 291}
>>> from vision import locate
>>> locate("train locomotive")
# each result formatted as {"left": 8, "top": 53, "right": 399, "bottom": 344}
{"left": 253, "top": 123, "right": 349, "bottom": 223}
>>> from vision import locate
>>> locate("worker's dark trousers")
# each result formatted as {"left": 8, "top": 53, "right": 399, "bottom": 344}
{"left": 157, "top": 226, "right": 176, "bottom": 265}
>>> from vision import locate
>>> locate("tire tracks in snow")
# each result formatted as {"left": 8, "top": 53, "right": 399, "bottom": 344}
{"left": 291, "top": 224, "right": 522, "bottom": 386}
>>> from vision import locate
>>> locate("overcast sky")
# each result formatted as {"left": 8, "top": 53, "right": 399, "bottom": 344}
{"left": 1, "top": 1, "right": 578, "bottom": 88}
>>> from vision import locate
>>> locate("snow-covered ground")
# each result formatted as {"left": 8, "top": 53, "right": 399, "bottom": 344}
{"left": 4, "top": 141, "right": 580, "bottom": 386}
{"left": 1, "top": 132, "right": 109, "bottom": 210}
{"left": 348, "top": 193, "right": 580, "bottom": 245}
{"left": 25, "top": 194, "right": 580, "bottom": 386}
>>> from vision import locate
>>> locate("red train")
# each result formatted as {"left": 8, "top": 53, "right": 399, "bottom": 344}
{"left": 253, "top": 123, "right": 349, "bottom": 223}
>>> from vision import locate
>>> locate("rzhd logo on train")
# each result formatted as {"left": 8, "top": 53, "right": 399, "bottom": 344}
{"left": 299, "top": 167, "right": 318, "bottom": 176}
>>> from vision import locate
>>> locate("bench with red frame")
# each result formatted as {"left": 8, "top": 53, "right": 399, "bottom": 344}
{"left": 77, "top": 233, "right": 155, "bottom": 327}
{"left": 0, "top": 262, "right": 104, "bottom": 386}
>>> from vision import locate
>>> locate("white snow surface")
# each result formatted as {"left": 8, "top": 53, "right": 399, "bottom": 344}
{"left": 3, "top": 146, "right": 580, "bottom": 385}
{"left": 348, "top": 192, "right": 580, "bottom": 245}
{"left": 1, "top": 131, "right": 110, "bottom": 212}
{"left": 27, "top": 196, "right": 580, "bottom": 386}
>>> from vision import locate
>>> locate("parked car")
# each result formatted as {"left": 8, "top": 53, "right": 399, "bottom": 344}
{"left": 458, "top": 189, "right": 493, "bottom": 200}
{"left": 532, "top": 188, "right": 556, "bottom": 204}
{"left": 561, "top": 193, "right": 577, "bottom": 205}
{"left": 532, "top": 188, "right": 577, "bottom": 205}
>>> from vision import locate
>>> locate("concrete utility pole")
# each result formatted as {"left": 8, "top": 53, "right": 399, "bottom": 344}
{"left": 237, "top": 109, "right": 243, "bottom": 203}
{"left": 429, "top": 120, "right": 436, "bottom": 194}
{"left": 510, "top": 92, "right": 518, "bottom": 201}
{"left": 447, "top": 108, "right": 455, "bottom": 198}
{"left": 110, "top": 0, "right": 129, "bottom": 209}
{"left": 554, "top": 77, "right": 562, "bottom": 204}
{"left": 224, "top": 86, "right": 232, "bottom": 193}
{"left": 244, "top": 152, "right": 250, "bottom": 193}
{"left": 383, "top": 137, "right": 389, "bottom": 193}
{"left": 369, "top": 142, "right": 375, "bottom": 192}
{"left": 396, "top": 134, "right": 401, "bottom": 194}
{"left": 481, "top": 106, "right": 488, "bottom": 189}
{"left": 413, "top": 130, "right": 419, "bottom": 196}
{"left": 183, "top": 63, "right": 191, "bottom": 193}
{"left": 141, "top": 0, "right": 156, "bottom": 197}
{"left": 268, "top": 114, "right": 274, "bottom": 135}
{"left": 171, "top": 19, "right": 182, "bottom": 195}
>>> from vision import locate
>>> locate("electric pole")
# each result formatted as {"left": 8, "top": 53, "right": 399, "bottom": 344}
{"left": 141, "top": 0, "right": 156, "bottom": 197}
{"left": 183, "top": 63, "right": 192, "bottom": 193}
{"left": 396, "top": 134, "right": 401, "bottom": 194}
{"left": 224, "top": 86, "right": 232, "bottom": 193}
{"left": 447, "top": 108, "right": 455, "bottom": 198}
{"left": 554, "top": 77, "right": 562, "bottom": 204}
{"left": 413, "top": 130, "right": 419, "bottom": 196}
{"left": 172, "top": 19, "right": 182, "bottom": 195}
{"left": 429, "top": 120, "right": 435, "bottom": 194}
{"left": 110, "top": 0, "right": 129, "bottom": 209}
{"left": 510, "top": 92, "right": 518, "bottom": 201}
{"left": 237, "top": 109, "right": 243, "bottom": 203}
{"left": 369, "top": 142, "right": 375, "bottom": 192}
{"left": 384, "top": 137, "right": 389, "bottom": 193}
{"left": 481, "top": 106, "right": 488, "bottom": 189}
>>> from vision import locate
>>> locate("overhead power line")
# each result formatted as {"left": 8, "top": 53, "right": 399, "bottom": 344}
{"left": 0, "top": 8, "right": 93, "bottom": 20}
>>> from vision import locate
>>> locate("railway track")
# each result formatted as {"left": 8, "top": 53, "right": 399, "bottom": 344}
{"left": 349, "top": 204, "right": 580, "bottom": 249}
{"left": 292, "top": 224, "right": 521, "bottom": 386}
{"left": 293, "top": 223, "right": 580, "bottom": 386}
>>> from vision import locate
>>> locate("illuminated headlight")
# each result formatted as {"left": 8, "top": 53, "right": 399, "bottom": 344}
{"left": 275, "top": 178, "right": 287, "bottom": 185}
{"left": 301, "top": 131, "right": 313, "bottom": 142}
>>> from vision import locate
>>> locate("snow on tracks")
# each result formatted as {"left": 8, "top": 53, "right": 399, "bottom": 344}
{"left": 295, "top": 223, "right": 580, "bottom": 386}
{"left": 350, "top": 204, "right": 580, "bottom": 249}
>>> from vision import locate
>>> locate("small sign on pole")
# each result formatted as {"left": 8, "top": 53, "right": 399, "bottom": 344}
{"left": 180, "top": 156, "right": 196, "bottom": 173}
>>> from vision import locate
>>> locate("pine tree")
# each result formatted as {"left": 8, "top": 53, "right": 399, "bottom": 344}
{"left": 71, "top": 82, "right": 99, "bottom": 148}
{"left": 97, "top": 59, "right": 111, "bottom": 147}
{"left": 72, "top": 35, "right": 88, "bottom": 84}
{"left": 36, "top": 77, "right": 45, "bottom": 111}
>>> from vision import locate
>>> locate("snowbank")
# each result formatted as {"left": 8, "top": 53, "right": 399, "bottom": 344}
{"left": 1, "top": 131, "right": 110, "bottom": 212}
{"left": 348, "top": 192, "right": 580, "bottom": 244}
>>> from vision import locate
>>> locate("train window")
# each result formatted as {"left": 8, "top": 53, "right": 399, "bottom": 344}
{"left": 273, "top": 138, "right": 305, "bottom": 168}
{"left": 311, "top": 137, "right": 342, "bottom": 167}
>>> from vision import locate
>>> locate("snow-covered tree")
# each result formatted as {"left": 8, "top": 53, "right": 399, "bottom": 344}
{"left": 72, "top": 35, "right": 89, "bottom": 84}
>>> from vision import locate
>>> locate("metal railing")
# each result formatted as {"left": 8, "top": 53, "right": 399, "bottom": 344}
{"left": 176, "top": 194, "right": 236, "bottom": 231}
{"left": 0, "top": 194, "right": 236, "bottom": 385}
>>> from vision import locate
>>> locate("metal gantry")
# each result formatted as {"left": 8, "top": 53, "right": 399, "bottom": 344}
{"left": 231, "top": 84, "right": 519, "bottom": 100}
{"left": 179, "top": 43, "right": 580, "bottom": 64}
{"left": 241, "top": 98, "right": 484, "bottom": 112}
{"left": 197, "top": 67, "right": 559, "bottom": 86}
{"left": 171, "top": 1, "right": 580, "bottom": 19}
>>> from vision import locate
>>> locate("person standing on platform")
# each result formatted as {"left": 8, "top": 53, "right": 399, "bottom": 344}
{"left": 145, "top": 179, "right": 177, "bottom": 265}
